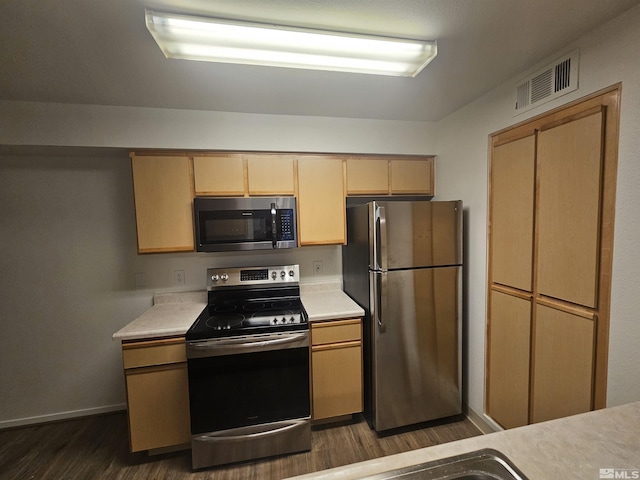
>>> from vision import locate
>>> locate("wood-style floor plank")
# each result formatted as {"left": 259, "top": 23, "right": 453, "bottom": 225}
{"left": 0, "top": 412, "right": 481, "bottom": 480}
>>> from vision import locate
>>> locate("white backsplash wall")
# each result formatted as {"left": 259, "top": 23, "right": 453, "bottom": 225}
{"left": 132, "top": 246, "right": 343, "bottom": 293}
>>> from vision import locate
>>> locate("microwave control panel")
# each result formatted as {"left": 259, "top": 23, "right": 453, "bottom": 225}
{"left": 278, "top": 209, "right": 295, "bottom": 241}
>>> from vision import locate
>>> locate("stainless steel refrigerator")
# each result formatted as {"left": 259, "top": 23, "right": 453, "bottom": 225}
{"left": 342, "top": 200, "right": 462, "bottom": 432}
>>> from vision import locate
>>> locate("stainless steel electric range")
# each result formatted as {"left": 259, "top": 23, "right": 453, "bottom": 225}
{"left": 185, "top": 265, "right": 311, "bottom": 470}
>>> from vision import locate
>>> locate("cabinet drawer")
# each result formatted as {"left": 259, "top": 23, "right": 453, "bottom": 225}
{"left": 123, "top": 338, "right": 187, "bottom": 369}
{"left": 311, "top": 319, "right": 361, "bottom": 346}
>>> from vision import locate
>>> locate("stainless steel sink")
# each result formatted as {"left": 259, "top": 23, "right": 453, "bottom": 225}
{"left": 360, "top": 449, "right": 529, "bottom": 480}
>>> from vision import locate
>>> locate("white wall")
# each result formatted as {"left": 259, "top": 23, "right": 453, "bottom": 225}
{"left": 435, "top": 3, "right": 640, "bottom": 415}
{"left": 0, "top": 110, "right": 435, "bottom": 427}
{"left": 0, "top": 101, "right": 437, "bottom": 155}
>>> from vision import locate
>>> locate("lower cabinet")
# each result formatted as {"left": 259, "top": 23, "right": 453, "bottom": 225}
{"left": 122, "top": 337, "right": 191, "bottom": 452}
{"left": 486, "top": 289, "right": 531, "bottom": 429}
{"left": 531, "top": 303, "right": 595, "bottom": 423}
{"left": 310, "top": 318, "right": 363, "bottom": 421}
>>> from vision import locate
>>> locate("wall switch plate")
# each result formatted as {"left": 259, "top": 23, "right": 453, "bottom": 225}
{"left": 173, "top": 270, "right": 185, "bottom": 285}
{"left": 313, "top": 261, "right": 323, "bottom": 275}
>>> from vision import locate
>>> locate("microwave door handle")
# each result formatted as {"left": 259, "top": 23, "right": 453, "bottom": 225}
{"left": 271, "top": 202, "right": 277, "bottom": 248}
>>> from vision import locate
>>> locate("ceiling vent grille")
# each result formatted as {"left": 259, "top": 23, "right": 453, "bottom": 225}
{"left": 514, "top": 50, "right": 579, "bottom": 115}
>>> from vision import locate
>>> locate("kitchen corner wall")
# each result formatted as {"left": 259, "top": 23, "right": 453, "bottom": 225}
{"left": 0, "top": 115, "right": 436, "bottom": 427}
{"left": 435, "top": 3, "right": 640, "bottom": 416}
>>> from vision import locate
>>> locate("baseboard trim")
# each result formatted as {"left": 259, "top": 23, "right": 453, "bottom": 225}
{"left": 0, "top": 403, "right": 127, "bottom": 430}
{"left": 463, "top": 404, "right": 502, "bottom": 434}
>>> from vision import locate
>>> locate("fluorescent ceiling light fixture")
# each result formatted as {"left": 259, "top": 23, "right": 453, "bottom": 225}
{"left": 145, "top": 10, "right": 437, "bottom": 77}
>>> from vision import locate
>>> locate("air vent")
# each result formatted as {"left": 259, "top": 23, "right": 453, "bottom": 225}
{"left": 514, "top": 50, "right": 579, "bottom": 115}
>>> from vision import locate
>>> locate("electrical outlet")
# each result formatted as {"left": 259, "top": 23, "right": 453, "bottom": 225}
{"left": 313, "top": 261, "right": 323, "bottom": 275}
{"left": 134, "top": 272, "right": 145, "bottom": 288}
{"left": 174, "top": 270, "right": 185, "bottom": 285}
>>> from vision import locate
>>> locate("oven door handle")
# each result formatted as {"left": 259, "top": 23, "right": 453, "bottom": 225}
{"left": 194, "top": 419, "right": 309, "bottom": 443}
{"left": 187, "top": 332, "right": 309, "bottom": 358}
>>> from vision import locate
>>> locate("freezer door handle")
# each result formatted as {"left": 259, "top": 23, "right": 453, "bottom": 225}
{"left": 375, "top": 205, "right": 388, "bottom": 271}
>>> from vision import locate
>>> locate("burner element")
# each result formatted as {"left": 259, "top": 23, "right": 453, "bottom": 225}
{"left": 212, "top": 304, "right": 238, "bottom": 314}
{"left": 270, "top": 300, "right": 293, "bottom": 309}
{"left": 205, "top": 314, "right": 245, "bottom": 331}
{"left": 243, "top": 302, "right": 266, "bottom": 312}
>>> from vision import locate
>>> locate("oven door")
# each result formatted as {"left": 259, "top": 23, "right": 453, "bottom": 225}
{"left": 187, "top": 331, "right": 311, "bottom": 469}
{"left": 194, "top": 197, "right": 297, "bottom": 252}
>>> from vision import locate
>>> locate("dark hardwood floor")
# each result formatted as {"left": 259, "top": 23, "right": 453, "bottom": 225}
{"left": 0, "top": 412, "right": 481, "bottom": 480}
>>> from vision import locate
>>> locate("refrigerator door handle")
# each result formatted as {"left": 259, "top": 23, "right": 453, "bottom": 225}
{"left": 376, "top": 205, "right": 388, "bottom": 271}
{"left": 376, "top": 272, "right": 388, "bottom": 331}
{"left": 378, "top": 272, "right": 389, "bottom": 332}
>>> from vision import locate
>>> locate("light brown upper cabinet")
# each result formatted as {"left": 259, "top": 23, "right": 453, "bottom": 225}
{"left": 193, "top": 153, "right": 295, "bottom": 197}
{"left": 485, "top": 85, "right": 620, "bottom": 428}
{"left": 536, "top": 111, "right": 604, "bottom": 308}
{"left": 297, "top": 156, "right": 346, "bottom": 245}
{"left": 346, "top": 156, "right": 434, "bottom": 195}
{"left": 193, "top": 154, "right": 245, "bottom": 196}
{"left": 346, "top": 158, "right": 389, "bottom": 194}
{"left": 246, "top": 154, "right": 296, "bottom": 196}
{"left": 490, "top": 135, "right": 536, "bottom": 292}
{"left": 130, "top": 154, "right": 194, "bottom": 253}
{"left": 390, "top": 158, "right": 434, "bottom": 194}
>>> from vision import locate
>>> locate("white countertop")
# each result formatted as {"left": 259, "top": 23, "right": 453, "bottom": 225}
{"left": 301, "top": 285, "right": 364, "bottom": 322}
{"left": 287, "top": 401, "right": 640, "bottom": 480}
{"left": 112, "top": 291, "right": 207, "bottom": 341}
{"left": 112, "top": 285, "right": 364, "bottom": 341}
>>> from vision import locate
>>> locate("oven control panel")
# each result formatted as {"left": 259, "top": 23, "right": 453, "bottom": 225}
{"left": 207, "top": 265, "right": 299, "bottom": 289}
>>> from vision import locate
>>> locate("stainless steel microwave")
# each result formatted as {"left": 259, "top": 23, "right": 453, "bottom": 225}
{"left": 194, "top": 197, "right": 297, "bottom": 252}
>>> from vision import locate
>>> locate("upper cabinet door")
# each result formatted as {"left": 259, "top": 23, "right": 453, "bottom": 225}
{"left": 346, "top": 158, "right": 389, "bottom": 195}
{"left": 390, "top": 158, "right": 434, "bottom": 195}
{"left": 246, "top": 155, "right": 295, "bottom": 196}
{"left": 490, "top": 135, "right": 536, "bottom": 292}
{"left": 297, "top": 156, "right": 346, "bottom": 245}
{"left": 536, "top": 111, "right": 604, "bottom": 308}
{"left": 131, "top": 155, "right": 194, "bottom": 253}
{"left": 193, "top": 154, "right": 245, "bottom": 196}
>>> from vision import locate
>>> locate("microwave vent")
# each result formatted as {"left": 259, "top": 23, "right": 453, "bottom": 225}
{"left": 514, "top": 50, "right": 579, "bottom": 115}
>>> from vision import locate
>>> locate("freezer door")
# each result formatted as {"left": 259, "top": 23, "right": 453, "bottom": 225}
{"left": 371, "top": 200, "right": 462, "bottom": 270}
{"left": 370, "top": 266, "right": 461, "bottom": 431}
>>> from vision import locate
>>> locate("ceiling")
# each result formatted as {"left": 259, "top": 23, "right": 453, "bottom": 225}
{"left": 1, "top": 0, "right": 639, "bottom": 122}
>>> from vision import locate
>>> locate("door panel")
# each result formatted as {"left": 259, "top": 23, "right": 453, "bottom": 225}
{"left": 378, "top": 201, "right": 462, "bottom": 270}
{"left": 372, "top": 267, "right": 460, "bottom": 430}
{"left": 536, "top": 111, "right": 603, "bottom": 308}
{"left": 486, "top": 290, "right": 531, "bottom": 429}
{"left": 531, "top": 303, "right": 595, "bottom": 423}
{"left": 490, "top": 135, "right": 536, "bottom": 291}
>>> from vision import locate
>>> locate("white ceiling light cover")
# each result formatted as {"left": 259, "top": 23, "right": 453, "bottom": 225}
{"left": 145, "top": 10, "right": 437, "bottom": 77}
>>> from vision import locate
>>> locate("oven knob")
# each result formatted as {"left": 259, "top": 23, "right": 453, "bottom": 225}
{"left": 211, "top": 274, "right": 219, "bottom": 282}
{"left": 271, "top": 271, "right": 277, "bottom": 280}
{"left": 221, "top": 273, "right": 229, "bottom": 282}
{"left": 289, "top": 316, "right": 295, "bottom": 323}
{"left": 273, "top": 318, "right": 278, "bottom": 324}
{"left": 280, "top": 270, "right": 286, "bottom": 279}
{"left": 281, "top": 317, "right": 286, "bottom": 323}
{"left": 289, "top": 270, "right": 295, "bottom": 277}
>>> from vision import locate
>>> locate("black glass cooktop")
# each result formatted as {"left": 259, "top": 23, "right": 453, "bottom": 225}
{"left": 186, "top": 286, "right": 308, "bottom": 341}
